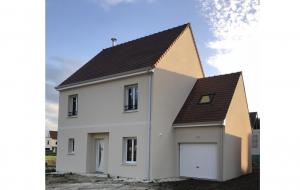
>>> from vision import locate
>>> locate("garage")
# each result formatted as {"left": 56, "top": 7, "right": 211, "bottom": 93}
{"left": 179, "top": 143, "right": 218, "bottom": 180}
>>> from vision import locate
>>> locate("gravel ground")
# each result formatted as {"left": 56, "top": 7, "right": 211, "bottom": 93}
{"left": 46, "top": 168, "right": 259, "bottom": 190}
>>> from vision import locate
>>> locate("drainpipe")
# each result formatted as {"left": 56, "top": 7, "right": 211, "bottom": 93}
{"left": 147, "top": 69, "right": 154, "bottom": 181}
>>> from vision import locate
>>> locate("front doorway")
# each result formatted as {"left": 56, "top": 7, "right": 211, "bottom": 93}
{"left": 95, "top": 139, "right": 105, "bottom": 173}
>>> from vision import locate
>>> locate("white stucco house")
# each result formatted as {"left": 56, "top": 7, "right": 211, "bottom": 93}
{"left": 45, "top": 130, "right": 58, "bottom": 153}
{"left": 55, "top": 23, "right": 252, "bottom": 181}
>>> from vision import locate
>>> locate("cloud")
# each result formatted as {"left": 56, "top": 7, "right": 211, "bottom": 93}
{"left": 196, "top": 0, "right": 259, "bottom": 111}
{"left": 92, "top": 0, "right": 137, "bottom": 10}
{"left": 91, "top": 0, "right": 157, "bottom": 10}
{"left": 46, "top": 57, "right": 84, "bottom": 131}
{"left": 46, "top": 101, "right": 59, "bottom": 131}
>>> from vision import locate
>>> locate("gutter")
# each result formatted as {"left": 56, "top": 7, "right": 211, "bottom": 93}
{"left": 55, "top": 67, "right": 153, "bottom": 91}
{"left": 172, "top": 120, "right": 225, "bottom": 128}
{"left": 147, "top": 69, "right": 154, "bottom": 181}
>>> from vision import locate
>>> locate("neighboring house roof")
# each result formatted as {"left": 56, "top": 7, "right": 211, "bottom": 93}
{"left": 57, "top": 23, "right": 189, "bottom": 88}
{"left": 249, "top": 112, "right": 260, "bottom": 129}
{"left": 49, "top": 131, "right": 57, "bottom": 140}
{"left": 173, "top": 72, "right": 241, "bottom": 125}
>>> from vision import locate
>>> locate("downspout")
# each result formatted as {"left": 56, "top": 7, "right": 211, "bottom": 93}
{"left": 147, "top": 69, "right": 154, "bottom": 181}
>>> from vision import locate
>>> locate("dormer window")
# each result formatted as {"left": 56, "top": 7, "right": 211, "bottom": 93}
{"left": 124, "top": 84, "right": 138, "bottom": 111}
{"left": 68, "top": 94, "right": 78, "bottom": 116}
{"left": 199, "top": 94, "right": 215, "bottom": 104}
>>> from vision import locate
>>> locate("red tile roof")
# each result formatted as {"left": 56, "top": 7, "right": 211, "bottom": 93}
{"left": 57, "top": 23, "right": 189, "bottom": 88}
{"left": 173, "top": 72, "right": 241, "bottom": 124}
{"left": 49, "top": 131, "right": 57, "bottom": 140}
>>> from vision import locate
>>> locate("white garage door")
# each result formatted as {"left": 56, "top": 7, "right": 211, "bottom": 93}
{"left": 180, "top": 143, "right": 218, "bottom": 180}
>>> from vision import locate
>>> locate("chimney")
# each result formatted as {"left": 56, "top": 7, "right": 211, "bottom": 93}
{"left": 111, "top": 38, "right": 117, "bottom": 47}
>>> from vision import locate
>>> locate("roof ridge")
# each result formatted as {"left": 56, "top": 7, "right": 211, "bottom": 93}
{"left": 199, "top": 71, "right": 242, "bottom": 80}
{"left": 102, "top": 23, "right": 189, "bottom": 51}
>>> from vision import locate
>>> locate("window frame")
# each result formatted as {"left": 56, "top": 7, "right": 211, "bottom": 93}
{"left": 68, "top": 94, "right": 78, "bottom": 117}
{"left": 198, "top": 93, "right": 215, "bottom": 104}
{"left": 124, "top": 84, "right": 138, "bottom": 112}
{"left": 68, "top": 138, "right": 75, "bottom": 154}
{"left": 123, "top": 137, "right": 137, "bottom": 164}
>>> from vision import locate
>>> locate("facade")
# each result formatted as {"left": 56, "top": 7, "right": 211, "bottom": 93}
{"left": 250, "top": 112, "right": 260, "bottom": 166}
{"left": 46, "top": 130, "right": 58, "bottom": 153}
{"left": 55, "top": 23, "right": 252, "bottom": 181}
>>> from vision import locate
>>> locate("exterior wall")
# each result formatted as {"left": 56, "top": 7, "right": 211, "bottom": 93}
{"left": 252, "top": 129, "right": 260, "bottom": 155}
{"left": 174, "top": 126, "right": 223, "bottom": 181}
{"left": 222, "top": 75, "right": 252, "bottom": 181}
{"left": 150, "top": 26, "right": 204, "bottom": 179}
{"left": 57, "top": 74, "right": 151, "bottom": 179}
{"left": 45, "top": 137, "right": 51, "bottom": 150}
{"left": 50, "top": 139, "right": 57, "bottom": 152}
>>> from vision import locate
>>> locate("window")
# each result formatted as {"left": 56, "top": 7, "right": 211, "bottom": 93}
{"left": 68, "top": 138, "right": 75, "bottom": 154}
{"left": 252, "top": 135, "right": 258, "bottom": 148}
{"left": 124, "top": 85, "right": 138, "bottom": 111}
{"left": 199, "top": 94, "right": 215, "bottom": 104}
{"left": 68, "top": 94, "right": 78, "bottom": 116}
{"left": 47, "top": 140, "right": 50, "bottom": 145}
{"left": 123, "top": 137, "right": 137, "bottom": 164}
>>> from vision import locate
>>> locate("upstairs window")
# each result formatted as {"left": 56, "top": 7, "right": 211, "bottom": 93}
{"left": 199, "top": 94, "right": 215, "bottom": 104}
{"left": 68, "top": 138, "right": 75, "bottom": 154}
{"left": 123, "top": 137, "right": 137, "bottom": 164}
{"left": 68, "top": 94, "right": 78, "bottom": 116}
{"left": 124, "top": 84, "right": 138, "bottom": 111}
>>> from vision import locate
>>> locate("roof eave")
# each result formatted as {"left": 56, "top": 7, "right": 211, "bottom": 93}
{"left": 172, "top": 120, "right": 225, "bottom": 128}
{"left": 55, "top": 66, "right": 155, "bottom": 91}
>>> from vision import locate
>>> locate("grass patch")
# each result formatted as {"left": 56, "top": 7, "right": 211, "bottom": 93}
{"left": 46, "top": 155, "right": 56, "bottom": 167}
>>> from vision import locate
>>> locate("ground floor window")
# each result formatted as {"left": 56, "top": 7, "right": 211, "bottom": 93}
{"left": 123, "top": 137, "right": 137, "bottom": 164}
{"left": 68, "top": 138, "right": 75, "bottom": 154}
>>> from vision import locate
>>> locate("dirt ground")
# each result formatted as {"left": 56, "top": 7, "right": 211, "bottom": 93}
{"left": 46, "top": 168, "right": 259, "bottom": 190}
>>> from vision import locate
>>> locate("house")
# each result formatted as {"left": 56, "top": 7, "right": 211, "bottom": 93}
{"left": 45, "top": 130, "right": 58, "bottom": 153}
{"left": 55, "top": 23, "right": 252, "bottom": 181}
{"left": 250, "top": 112, "right": 260, "bottom": 166}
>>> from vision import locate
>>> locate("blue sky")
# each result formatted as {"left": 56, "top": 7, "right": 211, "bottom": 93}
{"left": 46, "top": 0, "right": 259, "bottom": 131}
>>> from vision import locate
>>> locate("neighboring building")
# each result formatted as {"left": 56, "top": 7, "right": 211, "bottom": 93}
{"left": 250, "top": 112, "right": 260, "bottom": 166}
{"left": 55, "top": 23, "right": 252, "bottom": 181}
{"left": 46, "top": 130, "right": 58, "bottom": 153}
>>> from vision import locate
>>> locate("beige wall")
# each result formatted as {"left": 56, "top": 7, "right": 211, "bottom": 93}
{"left": 150, "top": 26, "right": 204, "bottom": 180}
{"left": 174, "top": 126, "right": 223, "bottom": 181}
{"left": 58, "top": 74, "right": 150, "bottom": 127}
{"left": 222, "top": 75, "right": 252, "bottom": 181}
{"left": 57, "top": 74, "right": 151, "bottom": 179}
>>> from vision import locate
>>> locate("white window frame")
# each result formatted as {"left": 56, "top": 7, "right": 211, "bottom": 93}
{"left": 68, "top": 138, "right": 75, "bottom": 154}
{"left": 68, "top": 94, "right": 78, "bottom": 117}
{"left": 124, "top": 84, "right": 138, "bottom": 111}
{"left": 123, "top": 137, "right": 137, "bottom": 164}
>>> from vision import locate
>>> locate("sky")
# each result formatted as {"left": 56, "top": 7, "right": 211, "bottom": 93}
{"left": 46, "top": 0, "right": 259, "bottom": 131}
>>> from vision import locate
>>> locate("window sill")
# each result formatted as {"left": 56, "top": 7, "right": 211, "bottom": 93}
{"left": 122, "top": 162, "right": 137, "bottom": 166}
{"left": 68, "top": 152, "right": 75, "bottom": 155}
{"left": 123, "top": 109, "right": 138, "bottom": 113}
{"left": 67, "top": 115, "right": 78, "bottom": 118}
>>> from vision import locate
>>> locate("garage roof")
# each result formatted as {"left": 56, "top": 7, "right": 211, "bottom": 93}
{"left": 57, "top": 23, "right": 189, "bottom": 88}
{"left": 173, "top": 72, "right": 241, "bottom": 125}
